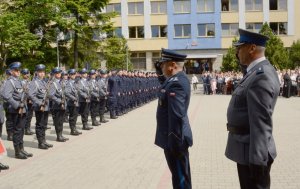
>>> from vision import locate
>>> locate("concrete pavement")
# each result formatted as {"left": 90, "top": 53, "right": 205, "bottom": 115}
{"left": 0, "top": 93, "right": 299, "bottom": 189}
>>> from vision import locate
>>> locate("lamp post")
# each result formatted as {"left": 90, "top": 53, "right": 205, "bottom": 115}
{"left": 55, "top": 28, "right": 60, "bottom": 68}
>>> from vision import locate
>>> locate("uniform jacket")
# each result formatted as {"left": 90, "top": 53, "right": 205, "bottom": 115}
{"left": 48, "top": 78, "right": 67, "bottom": 110}
{"left": 97, "top": 78, "right": 107, "bottom": 98}
{"left": 77, "top": 78, "right": 91, "bottom": 103}
{"left": 155, "top": 71, "right": 193, "bottom": 151}
{"left": 225, "top": 59, "right": 280, "bottom": 166}
{"left": 28, "top": 77, "right": 50, "bottom": 112}
{"left": 2, "top": 76, "right": 27, "bottom": 114}
{"left": 89, "top": 79, "right": 100, "bottom": 101}
{"left": 65, "top": 79, "right": 79, "bottom": 107}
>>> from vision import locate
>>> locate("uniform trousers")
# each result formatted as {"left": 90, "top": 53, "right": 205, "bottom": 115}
{"left": 52, "top": 109, "right": 65, "bottom": 134}
{"left": 237, "top": 156, "right": 273, "bottom": 189}
{"left": 35, "top": 111, "right": 49, "bottom": 141}
{"left": 99, "top": 98, "right": 106, "bottom": 115}
{"left": 25, "top": 103, "right": 34, "bottom": 130}
{"left": 5, "top": 111, "right": 14, "bottom": 134}
{"left": 11, "top": 113, "right": 26, "bottom": 147}
{"left": 90, "top": 100, "right": 99, "bottom": 119}
{"left": 164, "top": 149, "right": 192, "bottom": 189}
{"left": 79, "top": 102, "right": 90, "bottom": 125}
{"left": 68, "top": 105, "right": 78, "bottom": 130}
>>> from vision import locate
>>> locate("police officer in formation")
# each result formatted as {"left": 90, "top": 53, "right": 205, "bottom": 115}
{"left": 155, "top": 49, "right": 193, "bottom": 189}
{"left": 49, "top": 67, "right": 69, "bottom": 142}
{"left": 226, "top": 29, "right": 280, "bottom": 189}
{"left": 97, "top": 70, "right": 109, "bottom": 123}
{"left": 2, "top": 62, "right": 33, "bottom": 159}
{"left": 88, "top": 69, "right": 101, "bottom": 126}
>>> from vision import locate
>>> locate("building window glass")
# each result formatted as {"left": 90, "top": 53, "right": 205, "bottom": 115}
{"left": 174, "top": 24, "right": 191, "bottom": 38}
{"left": 222, "top": 23, "right": 238, "bottom": 36}
{"left": 246, "top": 23, "right": 262, "bottom": 33}
{"left": 128, "top": 2, "right": 144, "bottom": 15}
{"left": 151, "top": 25, "right": 167, "bottom": 38}
{"left": 107, "top": 27, "right": 122, "bottom": 38}
{"left": 197, "top": 24, "right": 215, "bottom": 37}
{"left": 152, "top": 52, "right": 161, "bottom": 64}
{"left": 197, "top": 0, "right": 215, "bottom": 12}
{"left": 270, "top": 0, "right": 287, "bottom": 10}
{"left": 131, "top": 52, "right": 146, "bottom": 70}
{"left": 245, "top": 0, "right": 263, "bottom": 11}
{"left": 270, "top": 22, "right": 287, "bottom": 35}
{"left": 129, "top": 26, "right": 144, "bottom": 38}
{"left": 106, "top": 3, "right": 121, "bottom": 15}
{"left": 151, "top": 1, "right": 167, "bottom": 14}
{"left": 221, "top": 0, "right": 238, "bottom": 11}
{"left": 174, "top": 0, "right": 191, "bottom": 14}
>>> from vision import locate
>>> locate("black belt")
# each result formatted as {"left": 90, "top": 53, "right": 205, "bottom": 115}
{"left": 227, "top": 124, "right": 250, "bottom": 135}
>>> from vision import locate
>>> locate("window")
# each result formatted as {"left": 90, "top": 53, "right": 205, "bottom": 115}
{"left": 221, "top": 0, "right": 238, "bottom": 12}
{"left": 221, "top": 23, "right": 238, "bottom": 36}
{"left": 129, "top": 26, "right": 144, "bottom": 38}
{"left": 151, "top": 25, "right": 167, "bottom": 38}
{"left": 245, "top": 0, "right": 263, "bottom": 11}
{"left": 174, "top": 0, "right": 191, "bottom": 14}
{"left": 270, "top": 0, "right": 287, "bottom": 10}
{"left": 197, "top": 0, "right": 215, "bottom": 12}
{"left": 270, "top": 22, "right": 287, "bottom": 35}
{"left": 128, "top": 2, "right": 144, "bottom": 15}
{"left": 131, "top": 52, "right": 146, "bottom": 70}
{"left": 197, "top": 24, "right": 215, "bottom": 37}
{"left": 151, "top": 1, "right": 167, "bottom": 14}
{"left": 174, "top": 24, "right": 191, "bottom": 38}
{"left": 152, "top": 52, "right": 161, "bottom": 63}
{"left": 246, "top": 23, "right": 262, "bottom": 33}
{"left": 106, "top": 3, "right": 121, "bottom": 15}
{"left": 107, "top": 27, "right": 122, "bottom": 38}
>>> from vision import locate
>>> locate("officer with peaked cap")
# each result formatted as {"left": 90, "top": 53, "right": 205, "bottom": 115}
{"left": 154, "top": 48, "right": 193, "bottom": 189}
{"left": 2, "top": 62, "right": 33, "bottom": 159}
{"left": 98, "top": 70, "right": 109, "bottom": 123}
{"left": 225, "top": 29, "right": 280, "bottom": 189}
{"left": 77, "top": 68, "right": 93, "bottom": 130}
{"left": 49, "top": 67, "right": 69, "bottom": 142}
{"left": 28, "top": 64, "right": 54, "bottom": 149}
{"left": 21, "top": 68, "right": 35, "bottom": 135}
{"left": 88, "top": 69, "right": 101, "bottom": 126}
{"left": 65, "top": 69, "right": 82, "bottom": 136}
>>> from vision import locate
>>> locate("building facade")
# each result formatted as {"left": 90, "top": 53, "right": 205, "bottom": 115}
{"left": 105, "top": 0, "right": 300, "bottom": 72}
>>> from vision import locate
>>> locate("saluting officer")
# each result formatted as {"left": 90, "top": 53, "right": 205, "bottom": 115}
{"left": 88, "top": 69, "right": 101, "bottom": 126}
{"left": 154, "top": 49, "right": 193, "bottom": 189}
{"left": 2, "top": 62, "right": 33, "bottom": 159}
{"left": 225, "top": 29, "right": 280, "bottom": 189}
{"left": 21, "top": 68, "right": 35, "bottom": 135}
{"left": 28, "top": 64, "right": 53, "bottom": 149}
{"left": 49, "top": 67, "right": 69, "bottom": 142}
{"left": 77, "top": 68, "right": 93, "bottom": 130}
{"left": 65, "top": 69, "right": 82, "bottom": 136}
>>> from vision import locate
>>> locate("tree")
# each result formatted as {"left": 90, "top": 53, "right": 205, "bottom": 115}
{"left": 102, "top": 37, "right": 132, "bottom": 70}
{"left": 221, "top": 38, "right": 240, "bottom": 72}
{"left": 289, "top": 40, "right": 300, "bottom": 68}
{"left": 259, "top": 23, "right": 291, "bottom": 69}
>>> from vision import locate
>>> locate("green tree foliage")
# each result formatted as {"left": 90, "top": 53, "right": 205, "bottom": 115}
{"left": 221, "top": 38, "right": 240, "bottom": 72}
{"left": 259, "top": 23, "right": 291, "bottom": 69}
{"left": 289, "top": 40, "right": 300, "bottom": 68}
{"left": 102, "top": 37, "right": 132, "bottom": 70}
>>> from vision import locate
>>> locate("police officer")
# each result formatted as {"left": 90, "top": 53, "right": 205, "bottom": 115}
{"left": 98, "top": 70, "right": 109, "bottom": 123}
{"left": 21, "top": 68, "right": 35, "bottom": 135}
{"left": 28, "top": 64, "right": 53, "bottom": 149}
{"left": 77, "top": 68, "right": 93, "bottom": 130}
{"left": 49, "top": 67, "right": 68, "bottom": 142}
{"left": 65, "top": 69, "right": 82, "bottom": 136}
{"left": 2, "top": 62, "right": 33, "bottom": 159}
{"left": 225, "top": 29, "right": 280, "bottom": 189}
{"left": 61, "top": 71, "right": 69, "bottom": 123}
{"left": 154, "top": 49, "right": 193, "bottom": 189}
{"left": 88, "top": 69, "right": 100, "bottom": 126}
{"left": 107, "top": 70, "right": 118, "bottom": 119}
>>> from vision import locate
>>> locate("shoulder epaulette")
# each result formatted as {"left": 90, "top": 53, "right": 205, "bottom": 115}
{"left": 256, "top": 66, "right": 264, "bottom": 75}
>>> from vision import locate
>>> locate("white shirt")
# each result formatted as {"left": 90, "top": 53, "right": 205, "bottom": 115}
{"left": 246, "top": 56, "right": 266, "bottom": 73}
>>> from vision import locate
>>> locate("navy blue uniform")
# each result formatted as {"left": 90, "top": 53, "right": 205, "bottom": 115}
{"left": 155, "top": 71, "right": 193, "bottom": 189}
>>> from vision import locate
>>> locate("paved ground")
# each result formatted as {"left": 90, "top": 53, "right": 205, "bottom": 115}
{"left": 0, "top": 92, "right": 299, "bottom": 189}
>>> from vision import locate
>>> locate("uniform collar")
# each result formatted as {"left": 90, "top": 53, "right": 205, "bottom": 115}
{"left": 246, "top": 56, "right": 266, "bottom": 73}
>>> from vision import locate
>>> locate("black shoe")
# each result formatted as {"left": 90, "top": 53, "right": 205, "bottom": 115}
{"left": 110, "top": 116, "right": 118, "bottom": 119}
{"left": 70, "top": 130, "right": 81, "bottom": 136}
{"left": 14, "top": 146, "right": 27, "bottom": 160}
{"left": 92, "top": 121, "right": 100, "bottom": 126}
{"left": 100, "top": 115, "right": 109, "bottom": 123}
{"left": 0, "top": 163, "right": 9, "bottom": 170}
{"left": 43, "top": 140, "right": 53, "bottom": 148}
{"left": 56, "top": 137, "right": 66, "bottom": 142}
{"left": 38, "top": 143, "right": 49, "bottom": 150}
{"left": 24, "top": 129, "right": 35, "bottom": 135}
{"left": 82, "top": 124, "right": 93, "bottom": 130}
{"left": 20, "top": 145, "right": 33, "bottom": 157}
{"left": 61, "top": 135, "right": 69, "bottom": 141}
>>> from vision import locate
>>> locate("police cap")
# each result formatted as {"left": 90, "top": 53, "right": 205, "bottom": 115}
{"left": 80, "top": 68, "right": 88, "bottom": 74}
{"left": 52, "top": 67, "right": 62, "bottom": 74}
{"left": 21, "top": 68, "right": 30, "bottom": 75}
{"left": 233, "top": 28, "right": 269, "bottom": 47}
{"left": 68, "top": 69, "right": 77, "bottom": 75}
{"left": 89, "top": 69, "right": 96, "bottom": 75}
{"left": 9, "top": 62, "right": 22, "bottom": 70}
{"left": 35, "top": 64, "right": 46, "bottom": 71}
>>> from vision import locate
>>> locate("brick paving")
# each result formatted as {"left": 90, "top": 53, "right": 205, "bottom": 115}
{"left": 0, "top": 92, "right": 299, "bottom": 189}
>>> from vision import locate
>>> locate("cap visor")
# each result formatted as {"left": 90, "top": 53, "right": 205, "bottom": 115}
{"left": 233, "top": 42, "right": 245, "bottom": 47}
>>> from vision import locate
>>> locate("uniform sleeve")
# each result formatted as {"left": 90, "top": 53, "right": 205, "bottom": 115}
{"left": 28, "top": 81, "right": 41, "bottom": 106}
{"left": 65, "top": 82, "right": 77, "bottom": 101}
{"left": 77, "top": 81, "right": 88, "bottom": 99}
{"left": 247, "top": 73, "right": 276, "bottom": 166}
{"left": 48, "top": 83, "right": 61, "bottom": 104}
{"left": 167, "top": 83, "right": 186, "bottom": 151}
{"left": 98, "top": 81, "right": 106, "bottom": 96}
{"left": 2, "top": 81, "right": 20, "bottom": 109}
